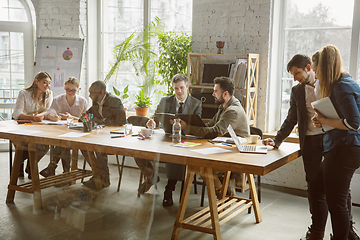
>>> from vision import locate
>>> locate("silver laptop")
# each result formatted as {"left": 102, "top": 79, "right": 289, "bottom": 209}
{"left": 227, "top": 125, "right": 267, "bottom": 154}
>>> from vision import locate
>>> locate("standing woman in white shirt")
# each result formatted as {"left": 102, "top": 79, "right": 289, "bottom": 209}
{"left": 40, "top": 77, "right": 87, "bottom": 177}
{"left": 12, "top": 71, "right": 53, "bottom": 179}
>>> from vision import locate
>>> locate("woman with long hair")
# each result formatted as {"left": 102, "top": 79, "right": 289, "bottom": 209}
{"left": 12, "top": 71, "right": 53, "bottom": 179}
{"left": 312, "top": 45, "right": 360, "bottom": 240}
{"left": 40, "top": 76, "right": 87, "bottom": 177}
{"left": 13, "top": 71, "right": 53, "bottom": 121}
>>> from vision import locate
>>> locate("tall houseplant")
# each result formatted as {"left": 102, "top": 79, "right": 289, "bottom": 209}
{"left": 103, "top": 17, "right": 164, "bottom": 85}
{"left": 156, "top": 31, "right": 192, "bottom": 96}
{"left": 113, "top": 85, "right": 129, "bottom": 109}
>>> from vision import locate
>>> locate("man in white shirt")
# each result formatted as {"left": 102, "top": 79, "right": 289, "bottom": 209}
{"left": 263, "top": 54, "right": 326, "bottom": 240}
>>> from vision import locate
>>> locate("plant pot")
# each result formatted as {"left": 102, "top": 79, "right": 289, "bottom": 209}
{"left": 135, "top": 107, "right": 148, "bottom": 116}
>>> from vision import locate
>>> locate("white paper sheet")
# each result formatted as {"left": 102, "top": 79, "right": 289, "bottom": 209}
{"left": 57, "top": 132, "right": 91, "bottom": 138}
{"left": 41, "top": 120, "right": 68, "bottom": 125}
{"left": 191, "top": 147, "right": 232, "bottom": 155}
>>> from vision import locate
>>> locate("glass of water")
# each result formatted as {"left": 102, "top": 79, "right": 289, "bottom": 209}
{"left": 67, "top": 118, "right": 74, "bottom": 127}
{"left": 125, "top": 123, "right": 132, "bottom": 135}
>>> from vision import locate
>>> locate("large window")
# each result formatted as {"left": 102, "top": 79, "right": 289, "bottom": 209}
{"left": 0, "top": 0, "right": 34, "bottom": 120}
{"left": 101, "top": 0, "right": 192, "bottom": 112}
{"left": 278, "top": 0, "right": 360, "bottom": 124}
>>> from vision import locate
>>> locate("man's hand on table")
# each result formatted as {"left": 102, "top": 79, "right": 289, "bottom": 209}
{"left": 262, "top": 138, "right": 275, "bottom": 147}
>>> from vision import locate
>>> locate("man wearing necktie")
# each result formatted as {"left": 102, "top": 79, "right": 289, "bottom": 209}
{"left": 135, "top": 74, "right": 202, "bottom": 207}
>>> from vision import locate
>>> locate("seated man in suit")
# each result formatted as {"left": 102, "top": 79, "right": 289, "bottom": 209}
{"left": 81, "top": 81, "right": 126, "bottom": 190}
{"left": 180, "top": 76, "right": 250, "bottom": 197}
{"left": 135, "top": 73, "right": 202, "bottom": 207}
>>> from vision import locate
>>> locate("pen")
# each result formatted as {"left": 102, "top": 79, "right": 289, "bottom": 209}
{"left": 51, "top": 109, "right": 60, "bottom": 119}
{"left": 111, "top": 135, "right": 125, "bottom": 138}
{"left": 78, "top": 106, "right": 85, "bottom": 115}
{"left": 221, "top": 142, "right": 232, "bottom": 147}
{"left": 79, "top": 107, "right": 87, "bottom": 120}
{"left": 208, "top": 140, "right": 214, "bottom": 144}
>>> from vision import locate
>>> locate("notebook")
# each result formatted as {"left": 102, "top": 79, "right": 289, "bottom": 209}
{"left": 311, "top": 97, "right": 340, "bottom": 131}
{"left": 227, "top": 125, "right": 267, "bottom": 154}
{"left": 154, "top": 113, "right": 176, "bottom": 134}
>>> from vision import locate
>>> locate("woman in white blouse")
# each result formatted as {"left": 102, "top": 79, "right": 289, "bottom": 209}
{"left": 40, "top": 77, "right": 87, "bottom": 177}
{"left": 12, "top": 71, "right": 53, "bottom": 179}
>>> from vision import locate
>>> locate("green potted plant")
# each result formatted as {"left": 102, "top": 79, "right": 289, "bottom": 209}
{"left": 156, "top": 31, "right": 192, "bottom": 96}
{"left": 134, "top": 89, "right": 152, "bottom": 116}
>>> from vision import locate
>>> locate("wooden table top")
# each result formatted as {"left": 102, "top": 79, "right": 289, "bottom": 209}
{"left": 0, "top": 121, "right": 300, "bottom": 176}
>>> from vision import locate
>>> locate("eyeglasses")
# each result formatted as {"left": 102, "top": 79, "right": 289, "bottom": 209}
{"left": 65, "top": 88, "right": 78, "bottom": 93}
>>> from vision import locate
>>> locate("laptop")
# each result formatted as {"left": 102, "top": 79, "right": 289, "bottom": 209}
{"left": 227, "top": 125, "right": 267, "bottom": 154}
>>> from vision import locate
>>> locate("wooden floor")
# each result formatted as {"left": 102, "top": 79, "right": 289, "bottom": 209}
{"left": 0, "top": 152, "right": 359, "bottom": 240}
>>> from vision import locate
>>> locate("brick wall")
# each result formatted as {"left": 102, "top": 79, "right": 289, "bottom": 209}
{"left": 192, "top": 0, "right": 271, "bottom": 131}
{"left": 30, "top": 0, "right": 87, "bottom": 96}
{"left": 192, "top": 0, "right": 307, "bottom": 190}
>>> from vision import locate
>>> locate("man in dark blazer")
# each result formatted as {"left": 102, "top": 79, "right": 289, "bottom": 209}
{"left": 135, "top": 73, "right": 201, "bottom": 207}
{"left": 82, "top": 81, "right": 126, "bottom": 190}
{"left": 263, "top": 54, "right": 327, "bottom": 240}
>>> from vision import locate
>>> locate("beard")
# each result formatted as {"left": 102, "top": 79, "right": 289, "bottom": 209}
{"left": 214, "top": 95, "right": 225, "bottom": 105}
{"left": 91, "top": 95, "right": 100, "bottom": 105}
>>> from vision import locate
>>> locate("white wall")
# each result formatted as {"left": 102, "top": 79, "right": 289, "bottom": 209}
{"left": 192, "top": 0, "right": 272, "bottom": 132}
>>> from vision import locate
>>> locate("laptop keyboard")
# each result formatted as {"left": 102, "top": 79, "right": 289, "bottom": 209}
{"left": 240, "top": 145, "right": 257, "bottom": 152}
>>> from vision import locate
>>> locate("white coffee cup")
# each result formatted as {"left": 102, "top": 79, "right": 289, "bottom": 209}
{"left": 141, "top": 128, "right": 151, "bottom": 138}
{"left": 250, "top": 135, "right": 260, "bottom": 144}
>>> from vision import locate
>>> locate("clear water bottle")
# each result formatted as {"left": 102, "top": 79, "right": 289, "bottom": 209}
{"left": 172, "top": 119, "right": 181, "bottom": 143}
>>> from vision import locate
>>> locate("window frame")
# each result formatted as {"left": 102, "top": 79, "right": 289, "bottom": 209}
{"left": 0, "top": 0, "right": 34, "bottom": 117}
{"left": 267, "top": 0, "right": 360, "bottom": 132}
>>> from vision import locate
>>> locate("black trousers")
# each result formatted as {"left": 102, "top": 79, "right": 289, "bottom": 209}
{"left": 322, "top": 145, "right": 360, "bottom": 240}
{"left": 302, "top": 134, "right": 328, "bottom": 232}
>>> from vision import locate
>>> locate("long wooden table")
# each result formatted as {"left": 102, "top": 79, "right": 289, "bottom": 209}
{"left": 0, "top": 121, "right": 300, "bottom": 239}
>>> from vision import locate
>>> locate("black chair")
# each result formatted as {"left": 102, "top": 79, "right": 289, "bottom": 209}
{"left": 127, "top": 116, "right": 150, "bottom": 127}
{"left": 113, "top": 116, "right": 150, "bottom": 193}
{"left": 82, "top": 116, "right": 151, "bottom": 193}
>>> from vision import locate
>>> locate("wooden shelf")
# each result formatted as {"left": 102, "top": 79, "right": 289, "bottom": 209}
{"left": 187, "top": 53, "right": 259, "bottom": 126}
{"left": 179, "top": 196, "right": 253, "bottom": 232}
{"left": 8, "top": 169, "right": 92, "bottom": 193}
